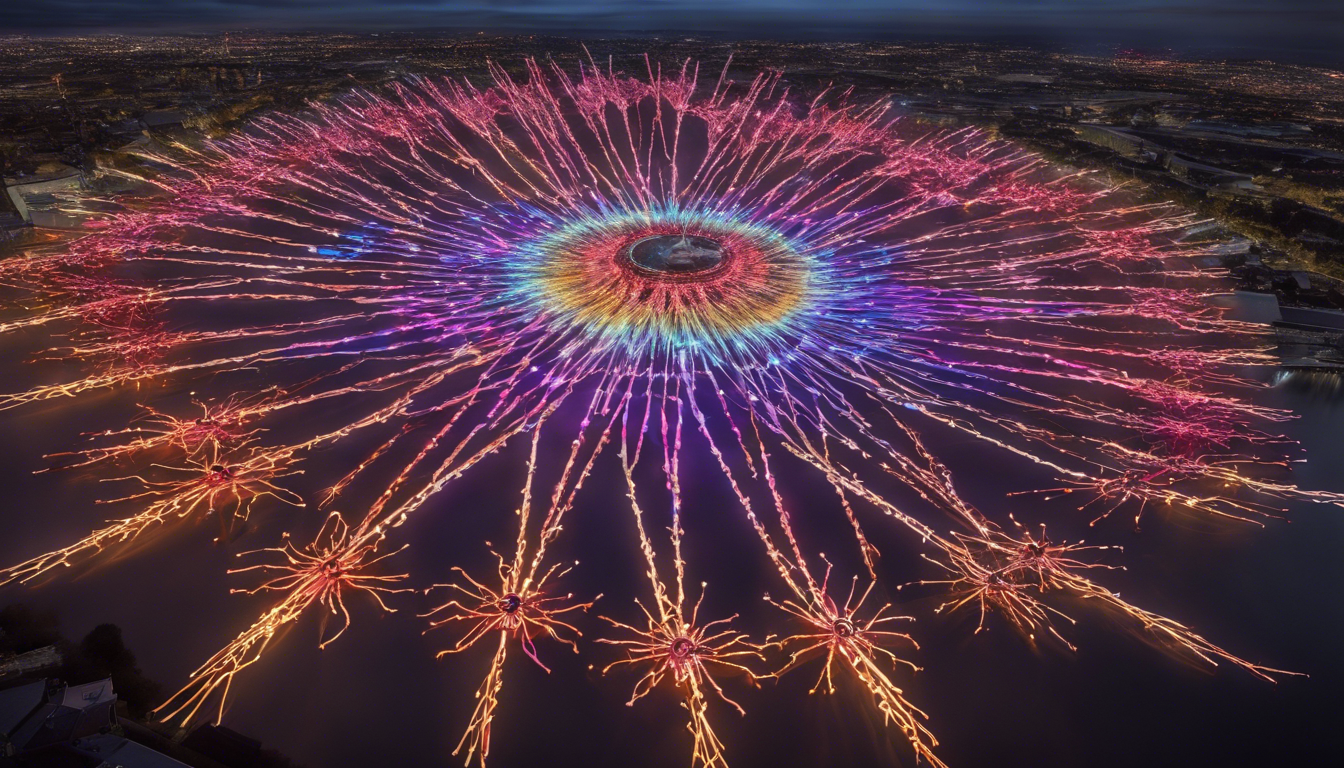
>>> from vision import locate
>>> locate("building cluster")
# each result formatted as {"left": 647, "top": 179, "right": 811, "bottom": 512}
{"left": 2, "top": 34, "right": 1341, "bottom": 265}
{"left": 1, "top": 673, "right": 309, "bottom": 768}
{"left": 1, "top": 676, "right": 187, "bottom": 767}
{"left": 1, "top": 629, "right": 302, "bottom": 768}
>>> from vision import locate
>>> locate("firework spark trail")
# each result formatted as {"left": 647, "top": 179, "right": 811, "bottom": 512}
{"left": 226, "top": 511, "right": 411, "bottom": 650}
{"left": 766, "top": 560, "right": 945, "bottom": 768}
{"left": 671, "top": 356, "right": 948, "bottom": 765}
{"left": 591, "top": 359, "right": 769, "bottom": 768}
{"left": 0, "top": 55, "right": 1333, "bottom": 767}
{"left": 0, "top": 443, "right": 304, "bottom": 587}
{"left": 39, "top": 397, "right": 265, "bottom": 472}
{"left": 775, "top": 423, "right": 1302, "bottom": 687}
{"left": 918, "top": 519, "right": 1301, "bottom": 682}
{"left": 422, "top": 396, "right": 614, "bottom": 766}
{"left": 144, "top": 399, "right": 557, "bottom": 732}
{"left": 154, "top": 511, "right": 410, "bottom": 725}
{"left": 160, "top": 328, "right": 617, "bottom": 728}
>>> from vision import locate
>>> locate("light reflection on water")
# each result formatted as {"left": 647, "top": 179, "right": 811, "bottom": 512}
{"left": 0, "top": 356, "right": 1339, "bottom": 768}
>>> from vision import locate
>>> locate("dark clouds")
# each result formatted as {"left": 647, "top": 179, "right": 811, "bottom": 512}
{"left": 1, "top": 2, "right": 1342, "bottom": 64}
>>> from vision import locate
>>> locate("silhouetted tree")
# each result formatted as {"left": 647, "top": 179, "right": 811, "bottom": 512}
{"left": 72, "top": 624, "right": 162, "bottom": 718}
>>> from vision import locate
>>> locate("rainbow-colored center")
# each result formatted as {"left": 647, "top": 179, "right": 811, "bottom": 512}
{"left": 510, "top": 208, "right": 818, "bottom": 356}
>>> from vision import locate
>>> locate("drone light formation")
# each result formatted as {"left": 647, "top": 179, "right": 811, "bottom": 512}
{"left": 0, "top": 52, "right": 1335, "bottom": 766}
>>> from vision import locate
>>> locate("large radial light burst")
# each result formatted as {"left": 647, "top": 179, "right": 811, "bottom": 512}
{"left": 0, "top": 56, "right": 1336, "bottom": 767}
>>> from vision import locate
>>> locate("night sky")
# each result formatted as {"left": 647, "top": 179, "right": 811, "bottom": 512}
{"left": 1, "top": 1, "right": 1343, "bottom": 64}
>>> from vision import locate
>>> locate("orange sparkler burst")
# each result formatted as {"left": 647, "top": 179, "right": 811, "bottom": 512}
{"left": 41, "top": 397, "right": 261, "bottom": 472}
{"left": 923, "top": 522, "right": 1299, "bottom": 682}
{"left": 0, "top": 443, "right": 303, "bottom": 586}
{"left": 598, "top": 588, "right": 767, "bottom": 768}
{"left": 922, "top": 531, "right": 1095, "bottom": 650}
{"left": 1010, "top": 439, "right": 1333, "bottom": 528}
{"left": 231, "top": 511, "right": 412, "bottom": 647}
{"left": 155, "top": 512, "right": 409, "bottom": 725}
{"left": 424, "top": 552, "right": 594, "bottom": 669}
{"left": 414, "top": 409, "right": 609, "bottom": 767}
{"left": 768, "top": 561, "right": 944, "bottom": 768}
{"left": 422, "top": 552, "right": 597, "bottom": 766}
{"left": 1010, "top": 462, "right": 1264, "bottom": 528}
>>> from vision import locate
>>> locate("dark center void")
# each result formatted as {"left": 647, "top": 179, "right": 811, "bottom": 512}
{"left": 627, "top": 234, "right": 725, "bottom": 274}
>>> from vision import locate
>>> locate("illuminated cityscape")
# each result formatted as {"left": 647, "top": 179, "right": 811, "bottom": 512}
{"left": 1, "top": 5, "right": 1342, "bottom": 768}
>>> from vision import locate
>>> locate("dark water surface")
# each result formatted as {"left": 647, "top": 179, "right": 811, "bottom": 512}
{"left": 0, "top": 360, "right": 1341, "bottom": 768}
{"left": 1, "top": 105, "right": 1341, "bottom": 768}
